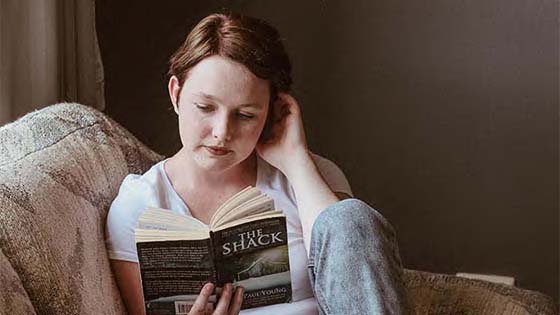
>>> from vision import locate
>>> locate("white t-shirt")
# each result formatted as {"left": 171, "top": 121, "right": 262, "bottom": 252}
{"left": 105, "top": 153, "right": 353, "bottom": 315}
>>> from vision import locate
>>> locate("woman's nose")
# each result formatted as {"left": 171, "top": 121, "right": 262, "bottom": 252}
{"left": 211, "top": 114, "right": 232, "bottom": 142}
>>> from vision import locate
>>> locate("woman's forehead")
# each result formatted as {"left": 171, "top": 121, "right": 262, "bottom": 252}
{"left": 182, "top": 56, "right": 270, "bottom": 105}
{"left": 187, "top": 56, "right": 265, "bottom": 84}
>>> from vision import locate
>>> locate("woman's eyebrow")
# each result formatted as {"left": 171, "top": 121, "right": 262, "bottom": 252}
{"left": 195, "top": 92, "right": 263, "bottom": 109}
{"left": 195, "top": 92, "right": 220, "bottom": 102}
{"left": 239, "top": 103, "right": 263, "bottom": 109}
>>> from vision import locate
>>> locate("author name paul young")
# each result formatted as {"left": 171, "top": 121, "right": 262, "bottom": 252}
{"left": 222, "top": 229, "right": 283, "bottom": 255}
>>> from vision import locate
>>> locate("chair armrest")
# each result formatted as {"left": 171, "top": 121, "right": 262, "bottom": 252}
{"left": 404, "top": 269, "right": 557, "bottom": 315}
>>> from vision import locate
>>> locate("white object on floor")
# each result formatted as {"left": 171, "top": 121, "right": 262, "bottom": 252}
{"left": 456, "top": 272, "right": 515, "bottom": 286}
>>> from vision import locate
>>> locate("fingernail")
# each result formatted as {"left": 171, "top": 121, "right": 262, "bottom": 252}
{"left": 204, "top": 282, "right": 214, "bottom": 291}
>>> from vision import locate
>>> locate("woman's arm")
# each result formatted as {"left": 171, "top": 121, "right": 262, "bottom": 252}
{"left": 282, "top": 151, "right": 343, "bottom": 252}
{"left": 110, "top": 260, "right": 146, "bottom": 315}
{"left": 256, "top": 93, "right": 347, "bottom": 254}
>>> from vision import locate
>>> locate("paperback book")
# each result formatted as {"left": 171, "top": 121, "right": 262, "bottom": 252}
{"left": 135, "top": 186, "right": 292, "bottom": 315}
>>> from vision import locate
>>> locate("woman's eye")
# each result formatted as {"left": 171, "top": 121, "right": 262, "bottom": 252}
{"left": 237, "top": 112, "right": 255, "bottom": 120}
{"left": 195, "top": 103, "right": 213, "bottom": 112}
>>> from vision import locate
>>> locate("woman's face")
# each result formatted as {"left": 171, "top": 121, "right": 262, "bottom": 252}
{"left": 169, "top": 55, "right": 270, "bottom": 173}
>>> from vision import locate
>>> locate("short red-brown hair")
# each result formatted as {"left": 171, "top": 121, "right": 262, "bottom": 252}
{"left": 168, "top": 13, "right": 292, "bottom": 102}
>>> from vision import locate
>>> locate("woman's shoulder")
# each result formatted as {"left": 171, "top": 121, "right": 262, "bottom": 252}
{"left": 258, "top": 152, "right": 343, "bottom": 179}
{"left": 118, "top": 159, "right": 170, "bottom": 193}
{"left": 308, "top": 152, "right": 343, "bottom": 171}
{"left": 258, "top": 152, "right": 352, "bottom": 194}
{"left": 105, "top": 160, "right": 169, "bottom": 262}
{"left": 109, "top": 160, "right": 168, "bottom": 216}
{"left": 310, "top": 152, "right": 353, "bottom": 196}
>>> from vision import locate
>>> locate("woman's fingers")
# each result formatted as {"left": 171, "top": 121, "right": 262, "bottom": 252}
{"left": 187, "top": 283, "right": 243, "bottom": 315}
{"left": 272, "top": 96, "right": 288, "bottom": 123}
{"left": 277, "top": 93, "right": 301, "bottom": 115}
{"left": 189, "top": 282, "right": 214, "bottom": 315}
{"left": 213, "top": 283, "right": 233, "bottom": 314}
{"left": 228, "top": 286, "right": 245, "bottom": 315}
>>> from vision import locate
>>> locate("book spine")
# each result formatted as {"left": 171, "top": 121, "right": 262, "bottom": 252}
{"left": 209, "top": 230, "right": 223, "bottom": 286}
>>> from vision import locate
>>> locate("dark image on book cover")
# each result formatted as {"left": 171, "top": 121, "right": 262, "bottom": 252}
{"left": 213, "top": 217, "right": 292, "bottom": 309}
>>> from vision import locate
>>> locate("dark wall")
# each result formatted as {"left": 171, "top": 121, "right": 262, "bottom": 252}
{"left": 96, "top": 0, "right": 559, "bottom": 300}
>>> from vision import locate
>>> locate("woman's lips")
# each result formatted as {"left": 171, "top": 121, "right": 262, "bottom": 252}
{"left": 205, "top": 146, "right": 232, "bottom": 156}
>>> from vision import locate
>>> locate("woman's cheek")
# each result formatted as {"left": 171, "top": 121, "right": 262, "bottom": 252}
{"left": 254, "top": 116, "right": 268, "bottom": 135}
{"left": 180, "top": 116, "right": 204, "bottom": 144}
{"left": 241, "top": 124, "right": 263, "bottom": 155}
{"left": 197, "top": 121, "right": 213, "bottom": 139}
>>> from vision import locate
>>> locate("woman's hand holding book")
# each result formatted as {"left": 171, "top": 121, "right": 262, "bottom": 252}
{"left": 189, "top": 283, "right": 244, "bottom": 315}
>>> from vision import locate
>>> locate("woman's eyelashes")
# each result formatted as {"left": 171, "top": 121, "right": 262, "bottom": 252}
{"left": 237, "top": 112, "right": 255, "bottom": 120}
{"left": 194, "top": 103, "right": 255, "bottom": 120}
{"left": 195, "top": 103, "right": 213, "bottom": 112}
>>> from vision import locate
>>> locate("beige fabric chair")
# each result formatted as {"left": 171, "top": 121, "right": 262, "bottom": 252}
{"left": 0, "top": 103, "right": 556, "bottom": 315}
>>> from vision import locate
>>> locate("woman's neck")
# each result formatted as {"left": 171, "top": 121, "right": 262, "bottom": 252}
{"left": 166, "top": 149, "right": 258, "bottom": 193}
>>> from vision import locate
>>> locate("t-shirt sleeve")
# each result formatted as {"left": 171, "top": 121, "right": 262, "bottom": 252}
{"left": 105, "top": 174, "right": 153, "bottom": 263}
{"left": 310, "top": 153, "right": 353, "bottom": 197}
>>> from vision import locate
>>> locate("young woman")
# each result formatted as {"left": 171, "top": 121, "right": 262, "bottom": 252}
{"left": 106, "top": 13, "right": 412, "bottom": 315}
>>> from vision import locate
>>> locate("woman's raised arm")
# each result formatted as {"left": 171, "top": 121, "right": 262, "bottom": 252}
{"left": 256, "top": 93, "right": 345, "bottom": 254}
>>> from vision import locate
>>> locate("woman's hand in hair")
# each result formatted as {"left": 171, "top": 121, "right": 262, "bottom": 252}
{"left": 256, "top": 93, "right": 310, "bottom": 175}
{"left": 257, "top": 93, "right": 340, "bottom": 253}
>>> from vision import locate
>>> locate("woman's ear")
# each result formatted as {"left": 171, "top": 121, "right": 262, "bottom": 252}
{"left": 168, "top": 76, "right": 181, "bottom": 115}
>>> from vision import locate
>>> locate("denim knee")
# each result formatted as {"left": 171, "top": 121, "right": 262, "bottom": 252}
{"left": 308, "top": 199, "right": 411, "bottom": 315}
{"left": 311, "top": 198, "right": 397, "bottom": 242}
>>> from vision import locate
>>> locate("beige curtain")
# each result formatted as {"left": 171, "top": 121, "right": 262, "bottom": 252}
{"left": 0, "top": 0, "right": 105, "bottom": 126}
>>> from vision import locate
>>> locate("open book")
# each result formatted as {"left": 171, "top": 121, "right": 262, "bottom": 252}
{"left": 135, "top": 186, "right": 292, "bottom": 315}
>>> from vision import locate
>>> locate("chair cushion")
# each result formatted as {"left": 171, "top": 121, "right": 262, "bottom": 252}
{"left": 0, "top": 103, "right": 163, "bottom": 314}
{"left": 0, "top": 248, "right": 36, "bottom": 315}
{"left": 404, "top": 269, "right": 557, "bottom": 315}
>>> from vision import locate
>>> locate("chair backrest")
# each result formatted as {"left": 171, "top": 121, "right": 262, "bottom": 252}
{"left": 0, "top": 103, "right": 163, "bottom": 315}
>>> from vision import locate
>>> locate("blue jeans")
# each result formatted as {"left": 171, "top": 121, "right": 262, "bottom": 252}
{"left": 307, "top": 199, "right": 413, "bottom": 315}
